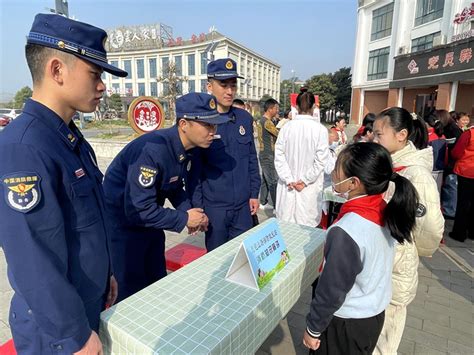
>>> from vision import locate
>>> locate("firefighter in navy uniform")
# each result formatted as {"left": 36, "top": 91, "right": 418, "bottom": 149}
{"left": 0, "top": 14, "right": 127, "bottom": 354}
{"left": 189, "top": 58, "right": 261, "bottom": 251}
{"left": 103, "top": 93, "right": 229, "bottom": 302}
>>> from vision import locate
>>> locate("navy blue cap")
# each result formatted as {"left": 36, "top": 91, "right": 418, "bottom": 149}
{"left": 207, "top": 58, "right": 244, "bottom": 80}
{"left": 176, "top": 93, "right": 229, "bottom": 124}
{"left": 27, "top": 14, "right": 127, "bottom": 77}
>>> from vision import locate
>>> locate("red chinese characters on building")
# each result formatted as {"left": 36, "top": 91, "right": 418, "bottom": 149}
{"left": 442, "top": 52, "right": 455, "bottom": 68}
{"left": 453, "top": 3, "right": 474, "bottom": 24}
{"left": 428, "top": 55, "right": 439, "bottom": 70}
{"left": 459, "top": 48, "right": 473, "bottom": 64}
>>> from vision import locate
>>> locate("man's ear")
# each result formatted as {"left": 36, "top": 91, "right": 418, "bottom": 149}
{"left": 46, "top": 57, "right": 66, "bottom": 84}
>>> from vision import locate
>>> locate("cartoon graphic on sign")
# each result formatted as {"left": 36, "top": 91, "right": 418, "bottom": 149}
{"left": 128, "top": 97, "right": 165, "bottom": 135}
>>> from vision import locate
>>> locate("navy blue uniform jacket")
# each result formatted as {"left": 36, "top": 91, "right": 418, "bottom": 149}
{"left": 0, "top": 99, "right": 111, "bottom": 352}
{"left": 190, "top": 107, "right": 260, "bottom": 208}
{"left": 103, "top": 126, "right": 192, "bottom": 235}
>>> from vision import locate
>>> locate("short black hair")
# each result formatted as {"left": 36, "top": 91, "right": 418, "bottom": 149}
{"left": 264, "top": 98, "right": 279, "bottom": 113}
{"left": 233, "top": 98, "right": 245, "bottom": 107}
{"left": 25, "top": 43, "right": 75, "bottom": 84}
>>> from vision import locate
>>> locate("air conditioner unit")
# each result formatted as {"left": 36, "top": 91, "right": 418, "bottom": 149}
{"left": 433, "top": 34, "right": 447, "bottom": 46}
{"left": 398, "top": 46, "right": 407, "bottom": 55}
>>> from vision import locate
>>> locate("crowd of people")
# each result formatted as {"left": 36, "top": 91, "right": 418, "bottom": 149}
{"left": 0, "top": 13, "right": 472, "bottom": 355}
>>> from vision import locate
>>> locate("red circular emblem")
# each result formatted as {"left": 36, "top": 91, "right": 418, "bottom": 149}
{"left": 128, "top": 97, "right": 165, "bottom": 134}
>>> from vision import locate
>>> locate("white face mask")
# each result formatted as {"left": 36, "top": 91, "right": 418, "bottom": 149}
{"left": 331, "top": 176, "right": 353, "bottom": 200}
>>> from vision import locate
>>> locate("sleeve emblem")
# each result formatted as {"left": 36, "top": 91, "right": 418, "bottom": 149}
{"left": 1, "top": 173, "right": 42, "bottom": 213}
{"left": 138, "top": 166, "right": 158, "bottom": 188}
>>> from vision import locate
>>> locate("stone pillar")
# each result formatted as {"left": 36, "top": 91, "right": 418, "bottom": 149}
{"left": 436, "top": 83, "right": 452, "bottom": 110}
{"left": 387, "top": 88, "right": 400, "bottom": 108}
{"left": 350, "top": 88, "right": 362, "bottom": 124}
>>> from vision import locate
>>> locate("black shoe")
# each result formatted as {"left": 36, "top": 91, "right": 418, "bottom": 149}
{"left": 449, "top": 231, "right": 466, "bottom": 242}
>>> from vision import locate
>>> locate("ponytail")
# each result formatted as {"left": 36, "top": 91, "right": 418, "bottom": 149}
{"left": 384, "top": 173, "right": 419, "bottom": 244}
{"left": 378, "top": 107, "right": 428, "bottom": 149}
{"left": 337, "top": 143, "right": 419, "bottom": 244}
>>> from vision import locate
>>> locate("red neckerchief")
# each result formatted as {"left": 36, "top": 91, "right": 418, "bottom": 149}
{"left": 393, "top": 166, "right": 406, "bottom": 173}
{"left": 334, "top": 194, "right": 386, "bottom": 226}
{"left": 357, "top": 125, "right": 365, "bottom": 135}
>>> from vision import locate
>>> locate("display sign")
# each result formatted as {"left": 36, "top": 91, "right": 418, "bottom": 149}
{"left": 391, "top": 38, "right": 474, "bottom": 88}
{"left": 225, "top": 218, "right": 290, "bottom": 291}
{"left": 127, "top": 97, "right": 165, "bottom": 135}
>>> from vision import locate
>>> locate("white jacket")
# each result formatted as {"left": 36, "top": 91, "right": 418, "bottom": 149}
{"left": 274, "top": 115, "right": 329, "bottom": 227}
{"left": 385, "top": 141, "right": 444, "bottom": 306}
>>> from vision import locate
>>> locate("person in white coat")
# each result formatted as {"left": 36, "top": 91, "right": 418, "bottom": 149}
{"left": 274, "top": 88, "right": 329, "bottom": 227}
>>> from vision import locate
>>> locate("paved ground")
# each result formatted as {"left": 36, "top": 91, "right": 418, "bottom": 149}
{"left": 1, "top": 126, "right": 473, "bottom": 353}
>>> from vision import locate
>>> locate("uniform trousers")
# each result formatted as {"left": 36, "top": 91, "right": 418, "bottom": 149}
{"left": 205, "top": 204, "right": 253, "bottom": 252}
{"left": 112, "top": 229, "right": 166, "bottom": 302}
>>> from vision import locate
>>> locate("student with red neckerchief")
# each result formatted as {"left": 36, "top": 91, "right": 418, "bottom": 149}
{"left": 372, "top": 107, "right": 444, "bottom": 354}
{"left": 302, "top": 143, "right": 418, "bottom": 354}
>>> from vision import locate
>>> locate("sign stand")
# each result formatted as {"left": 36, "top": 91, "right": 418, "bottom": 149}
{"left": 225, "top": 218, "right": 290, "bottom": 291}
{"left": 225, "top": 246, "right": 259, "bottom": 290}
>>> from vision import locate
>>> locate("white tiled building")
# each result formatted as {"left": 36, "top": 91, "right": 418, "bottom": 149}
{"left": 102, "top": 24, "right": 280, "bottom": 109}
{"left": 351, "top": 0, "right": 474, "bottom": 123}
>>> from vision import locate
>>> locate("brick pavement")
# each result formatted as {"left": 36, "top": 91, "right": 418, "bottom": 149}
{"left": 1, "top": 130, "right": 472, "bottom": 354}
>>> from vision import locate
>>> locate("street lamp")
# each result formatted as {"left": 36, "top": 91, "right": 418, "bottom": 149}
{"left": 290, "top": 69, "right": 296, "bottom": 93}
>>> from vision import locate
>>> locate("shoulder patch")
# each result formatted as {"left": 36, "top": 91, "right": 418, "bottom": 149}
{"left": 138, "top": 166, "right": 158, "bottom": 188}
{"left": 416, "top": 203, "right": 426, "bottom": 217}
{"left": 1, "top": 173, "right": 42, "bottom": 213}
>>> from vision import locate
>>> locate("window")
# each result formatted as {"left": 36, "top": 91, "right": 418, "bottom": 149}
{"left": 367, "top": 47, "right": 390, "bottom": 80}
{"left": 188, "top": 80, "right": 196, "bottom": 93}
{"left": 149, "top": 58, "right": 157, "bottom": 78}
{"left": 415, "top": 0, "right": 444, "bottom": 26}
{"left": 200, "top": 79, "right": 207, "bottom": 93}
{"left": 412, "top": 32, "right": 441, "bottom": 52}
{"left": 371, "top": 3, "right": 394, "bottom": 41}
{"left": 150, "top": 82, "right": 158, "bottom": 97}
{"left": 174, "top": 55, "right": 182, "bottom": 76}
{"left": 123, "top": 60, "right": 132, "bottom": 79}
{"left": 110, "top": 61, "right": 119, "bottom": 79}
{"left": 125, "top": 83, "right": 133, "bottom": 96}
{"left": 187, "top": 54, "right": 195, "bottom": 76}
{"left": 200, "top": 52, "right": 207, "bottom": 74}
{"left": 136, "top": 59, "right": 144, "bottom": 79}
{"left": 161, "top": 57, "right": 169, "bottom": 76}
{"left": 138, "top": 83, "right": 145, "bottom": 96}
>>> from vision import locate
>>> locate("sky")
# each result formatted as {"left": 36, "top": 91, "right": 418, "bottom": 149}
{"left": 0, "top": 0, "right": 357, "bottom": 101}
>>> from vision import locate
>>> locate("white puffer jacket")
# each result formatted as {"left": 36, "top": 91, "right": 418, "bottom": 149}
{"left": 385, "top": 142, "right": 444, "bottom": 306}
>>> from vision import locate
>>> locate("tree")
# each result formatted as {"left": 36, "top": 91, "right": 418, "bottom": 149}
{"left": 279, "top": 79, "right": 294, "bottom": 113}
{"left": 332, "top": 67, "right": 352, "bottom": 113}
{"left": 10, "top": 86, "right": 32, "bottom": 109}
{"left": 156, "top": 60, "right": 187, "bottom": 122}
{"left": 305, "top": 74, "right": 337, "bottom": 113}
{"left": 108, "top": 94, "right": 123, "bottom": 112}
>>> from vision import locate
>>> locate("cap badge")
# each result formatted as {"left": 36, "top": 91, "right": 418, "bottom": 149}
{"left": 57, "top": 41, "right": 65, "bottom": 49}
{"left": 239, "top": 125, "right": 246, "bottom": 136}
{"left": 209, "top": 98, "right": 216, "bottom": 110}
{"left": 225, "top": 60, "right": 233, "bottom": 70}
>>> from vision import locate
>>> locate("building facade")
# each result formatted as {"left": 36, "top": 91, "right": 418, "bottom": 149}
{"left": 102, "top": 24, "right": 280, "bottom": 112}
{"left": 351, "top": 0, "right": 474, "bottom": 123}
